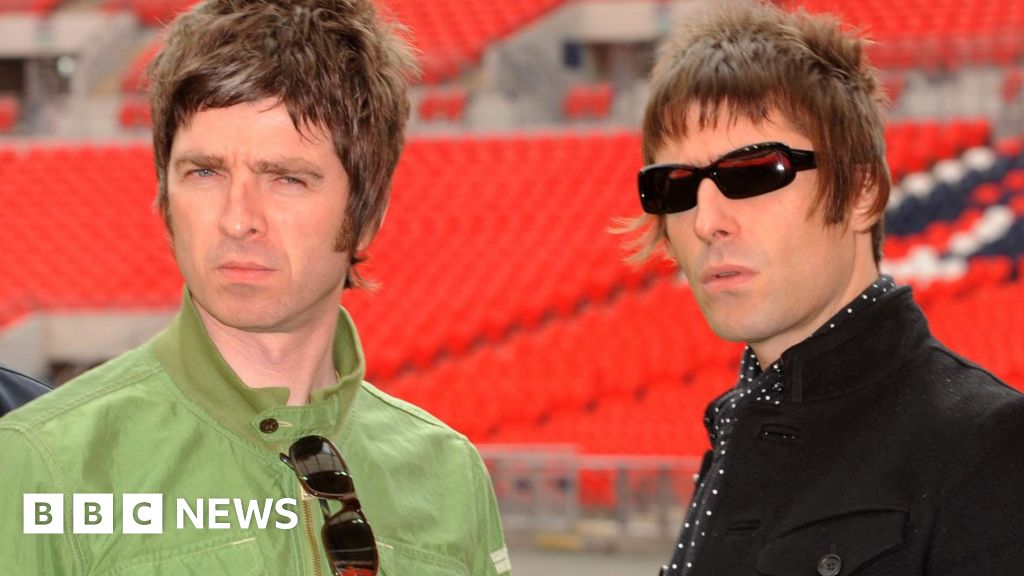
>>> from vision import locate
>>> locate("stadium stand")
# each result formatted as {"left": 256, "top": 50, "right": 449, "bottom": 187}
{"left": 787, "top": 0, "right": 1024, "bottom": 69}
{"left": 2, "top": 119, "right": 1021, "bottom": 458}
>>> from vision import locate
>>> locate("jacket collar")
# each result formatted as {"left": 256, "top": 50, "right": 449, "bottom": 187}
{"left": 779, "top": 287, "right": 933, "bottom": 403}
{"left": 153, "top": 290, "right": 366, "bottom": 448}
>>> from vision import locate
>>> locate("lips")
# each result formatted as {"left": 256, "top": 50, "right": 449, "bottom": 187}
{"left": 701, "top": 264, "right": 756, "bottom": 290}
{"left": 217, "top": 261, "right": 275, "bottom": 281}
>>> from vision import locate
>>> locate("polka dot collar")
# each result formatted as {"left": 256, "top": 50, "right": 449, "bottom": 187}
{"left": 739, "top": 275, "right": 897, "bottom": 405}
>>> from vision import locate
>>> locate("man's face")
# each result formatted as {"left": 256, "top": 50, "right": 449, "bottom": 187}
{"left": 166, "top": 98, "right": 351, "bottom": 334}
{"left": 658, "top": 108, "right": 868, "bottom": 360}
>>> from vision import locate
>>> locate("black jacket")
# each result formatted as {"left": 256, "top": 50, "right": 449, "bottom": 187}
{"left": 0, "top": 365, "right": 50, "bottom": 417}
{"left": 683, "top": 287, "right": 1024, "bottom": 575}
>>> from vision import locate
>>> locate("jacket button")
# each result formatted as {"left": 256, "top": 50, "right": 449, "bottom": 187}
{"left": 817, "top": 553, "right": 842, "bottom": 576}
{"left": 259, "top": 418, "right": 279, "bottom": 433}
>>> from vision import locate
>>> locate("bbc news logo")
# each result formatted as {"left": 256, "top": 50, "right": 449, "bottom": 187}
{"left": 24, "top": 494, "right": 299, "bottom": 534}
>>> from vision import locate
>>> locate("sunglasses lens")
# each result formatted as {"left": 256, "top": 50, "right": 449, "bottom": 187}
{"left": 290, "top": 436, "right": 356, "bottom": 498}
{"left": 639, "top": 166, "right": 699, "bottom": 214}
{"left": 714, "top": 148, "right": 793, "bottom": 199}
{"left": 323, "top": 509, "right": 379, "bottom": 576}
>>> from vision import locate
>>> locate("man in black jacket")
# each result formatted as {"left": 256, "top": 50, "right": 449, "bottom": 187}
{"left": 0, "top": 365, "right": 49, "bottom": 417}
{"left": 625, "top": 1, "right": 1024, "bottom": 574}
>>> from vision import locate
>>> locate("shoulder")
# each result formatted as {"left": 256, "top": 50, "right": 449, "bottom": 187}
{"left": 353, "top": 381, "right": 485, "bottom": 471}
{"left": 358, "top": 381, "right": 470, "bottom": 439}
{"left": 908, "top": 338, "right": 1023, "bottom": 418}
{"left": 0, "top": 343, "right": 166, "bottom": 435}
{"left": 0, "top": 364, "right": 51, "bottom": 416}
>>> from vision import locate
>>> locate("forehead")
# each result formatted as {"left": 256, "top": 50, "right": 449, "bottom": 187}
{"left": 170, "top": 98, "right": 335, "bottom": 159}
{"left": 653, "top": 106, "right": 811, "bottom": 165}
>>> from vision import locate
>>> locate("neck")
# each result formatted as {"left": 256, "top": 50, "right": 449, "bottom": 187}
{"left": 194, "top": 302, "right": 338, "bottom": 406}
{"left": 750, "top": 253, "right": 880, "bottom": 369}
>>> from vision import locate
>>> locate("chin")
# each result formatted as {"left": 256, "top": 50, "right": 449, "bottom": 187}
{"left": 198, "top": 296, "right": 284, "bottom": 333}
{"left": 704, "top": 311, "right": 764, "bottom": 344}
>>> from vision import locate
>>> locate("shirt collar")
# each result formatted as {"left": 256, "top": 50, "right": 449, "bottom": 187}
{"left": 153, "top": 289, "right": 365, "bottom": 448}
{"left": 738, "top": 275, "right": 925, "bottom": 402}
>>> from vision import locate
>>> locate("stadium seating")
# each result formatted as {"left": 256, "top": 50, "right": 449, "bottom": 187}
{"left": 789, "top": 0, "right": 1024, "bottom": 69}
{"left": 118, "top": 98, "right": 151, "bottom": 129}
{"left": 563, "top": 83, "right": 614, "bottom": 120}
{"left": 418, "top": 88, "right": 469, "bottom": 122}
{"left": 0, "top": 0, "right": 61, "bottom": 13}
{"left": 885, "top": 118, "right": 991, "bottom": 181}
{"left": 0, "top": 95, "right": 18, "bottom": 133}
{"left": 0, "top": 118, "right": 1021, "bottom": 461}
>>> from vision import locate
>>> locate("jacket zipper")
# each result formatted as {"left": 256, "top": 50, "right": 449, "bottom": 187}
{"left": 301, "top": 496, "right": 323, "bottom": 576}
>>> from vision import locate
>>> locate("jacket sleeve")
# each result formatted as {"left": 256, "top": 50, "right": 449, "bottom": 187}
{"left": 466, "top": 446, "right": 511, "bottom": 576}
{"left": 928, "top": 397, "right": 1024, "bottom": 573}
{"left": 0, "top": 426, "right": 80, "bottom": 576}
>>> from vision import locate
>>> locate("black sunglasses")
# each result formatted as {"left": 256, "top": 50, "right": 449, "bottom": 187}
{"left": 638, "top": 141, "right": 816, "bottom": 214}
{"left": 281, "top": 436, "right": 378, "bottom": 576}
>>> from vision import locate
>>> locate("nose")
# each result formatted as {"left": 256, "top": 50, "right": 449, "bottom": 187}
{"left": 218, "top": 175, "right": 266, "bottom": 239}
{"left": 692, "top": 178, "right": 736, "bottom": 244}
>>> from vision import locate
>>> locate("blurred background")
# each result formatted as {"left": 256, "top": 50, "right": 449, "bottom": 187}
{"left": 1, "top": 0, "right": 1023, "bottom": 573}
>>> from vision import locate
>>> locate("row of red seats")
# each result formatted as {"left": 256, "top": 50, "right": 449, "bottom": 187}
{"left": 563, "top": 83, "right": 613, "bottom": 120}
{"left": 923, "top": 275, "right": 1024, "bottom": 384}
{"left": 418, "top": 89, "right": 468, "bottom": 122}
{"left": 0, "top": 95, "right": 19, "bottom": 133}
{"left": 0, "top": 144, "right": 180, "bottom": 315}
{"left": 0, "top": 0, "right": 60, "bottom": 13}
{"left": 118, "top": 98, "right": 151, "bottom": 129}
{"left": 886, "top": 118, "right": 991, "bottom": 179}
{"left": 378, "top": 279, "right": 743, "bottom": 442}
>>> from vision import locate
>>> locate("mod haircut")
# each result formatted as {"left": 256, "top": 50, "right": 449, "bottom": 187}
{"left": 147, "top": 0, "right": 417, "bottom": 288}
{"left": 628, "top": 0, "right": 891, "bottom": 264}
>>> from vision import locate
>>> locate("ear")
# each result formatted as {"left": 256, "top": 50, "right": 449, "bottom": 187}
{"left": 851, "top": 185, "right": 880, "bottom": 234}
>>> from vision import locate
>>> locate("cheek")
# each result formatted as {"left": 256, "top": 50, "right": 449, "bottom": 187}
{"left": 663, "top": 215, "right": 696, "bottom": 261}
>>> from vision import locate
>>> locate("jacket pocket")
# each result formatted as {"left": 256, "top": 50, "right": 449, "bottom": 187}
{"left": 377, "top": 539, "right": 470, "bottom": 576}
{"left": 756, "top": 507, "right": 907, "bottom": 576}
{"left": 110, "top": 535, "right": 266, "bottom": 576}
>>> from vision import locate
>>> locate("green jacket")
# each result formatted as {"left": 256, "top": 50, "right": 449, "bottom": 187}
{"left": 0, "top": 295, "right": 511, "bottom": 576}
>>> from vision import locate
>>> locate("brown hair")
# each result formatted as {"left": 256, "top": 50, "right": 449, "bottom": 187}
{"left": 624, "top": 0, "right": 890, "bottom": 264}
{"left": 147, "top": 0, "right": 417, "bottom": 288}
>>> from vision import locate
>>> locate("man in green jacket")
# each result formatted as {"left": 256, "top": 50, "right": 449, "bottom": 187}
{"left": 0, "top": 1, "right": 510, "bottom": 574}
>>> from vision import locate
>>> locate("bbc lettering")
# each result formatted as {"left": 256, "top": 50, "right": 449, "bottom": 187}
{"left": 24, "top": 494, "right": 298, "bottom": 534}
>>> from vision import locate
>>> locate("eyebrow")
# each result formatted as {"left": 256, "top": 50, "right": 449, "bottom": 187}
{"left": 172, "top": 153, "right": 226, "bottom": 173}
{"left": 252, "top": 158, "right": 325, "bottom": 182}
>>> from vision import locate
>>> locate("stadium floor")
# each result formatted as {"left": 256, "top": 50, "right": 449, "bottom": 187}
{"left": 509, "top": 547, "right": 662, "bottom": 575}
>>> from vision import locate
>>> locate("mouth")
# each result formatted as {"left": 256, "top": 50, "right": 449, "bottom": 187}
{"left": 217, "top": 262, "right": 275, "bottom": 281}
{"left": 701, "top": 266, "right": 756, "bottom": 291}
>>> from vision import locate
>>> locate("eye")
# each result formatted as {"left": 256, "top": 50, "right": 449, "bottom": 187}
{"left": 278, "top": 175, "right": 307, "bottom": 186}
{"left": 190, "top": 168, "right": 216, "bottom": 178}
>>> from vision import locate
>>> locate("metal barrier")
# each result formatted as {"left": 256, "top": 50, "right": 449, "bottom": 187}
{"left": 479, "top": 444, "right": 702, "bottom": 547}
